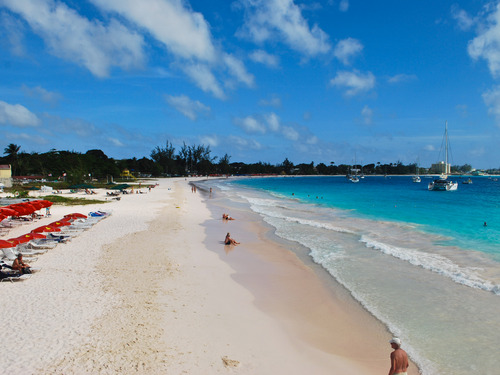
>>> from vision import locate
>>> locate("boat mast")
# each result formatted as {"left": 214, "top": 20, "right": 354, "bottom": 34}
{"left": 445, "top": 121, "right": 448, "bottom": 174}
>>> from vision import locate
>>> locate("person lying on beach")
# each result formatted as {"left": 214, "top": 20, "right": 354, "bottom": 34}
{"left": 12, "top": 254, "right": 31, "bottom": 274}
{"left": 224, "top": 232, "right": 240, "bottom": 245}
{"left": 222, "top": 213, "right": 235, "bottom": 221}
{"left": 388, "top": 338, "right": 409, "bottom": 375}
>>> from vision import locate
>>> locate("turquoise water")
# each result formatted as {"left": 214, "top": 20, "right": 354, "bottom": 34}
{"left": 236, "top": 176, "right": 500, "bottom": 259}
{"left": 207, "top": 176, "right": 500, "bottom": 375}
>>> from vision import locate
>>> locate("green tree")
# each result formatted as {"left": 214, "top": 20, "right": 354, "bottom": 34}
{"left": 3, "top": 143, "right": 21, "bottom": 175}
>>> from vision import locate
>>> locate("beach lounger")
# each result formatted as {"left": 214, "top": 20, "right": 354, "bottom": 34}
{"left": 1, "top": 247, "right": 39, "bottom": 262}
{"left": 46, "top": 233, "right": 71, "bottom": 243}
{"left": 0, "top": 262, "right": 32, "bottom": 282}
{"left": 28, "top": 241, "right": 58, "bottom": 250}
{"left": 0, "top": 273, "right": 31, "bottom": 282}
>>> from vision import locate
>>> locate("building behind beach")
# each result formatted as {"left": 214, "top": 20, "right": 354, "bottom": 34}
{"left": 429, "top": 161, "right": 450, "bottom": 174}
{"left": 0, "top": 164, "right": 12, "bottom": 188}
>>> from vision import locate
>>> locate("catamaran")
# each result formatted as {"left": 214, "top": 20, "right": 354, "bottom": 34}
{"left": 428, "top": 121, "right": 458, "bottom": 191}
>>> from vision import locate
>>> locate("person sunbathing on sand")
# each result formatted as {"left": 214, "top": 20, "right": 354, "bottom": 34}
{"left": 224, "top": 232, "right": 240, "bottom": 245}
{"left": 222, "top": 213, "right": 235, "bottom": 220}
{"left": 12, "top": 254, "right": 31, "bottom": 274}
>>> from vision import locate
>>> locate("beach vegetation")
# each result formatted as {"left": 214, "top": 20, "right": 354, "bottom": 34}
{"left": 41, "top": 195, "right": 106, "bottom": 206}
{"left": 1, "top": 143, "right": 498, "bottom": 181}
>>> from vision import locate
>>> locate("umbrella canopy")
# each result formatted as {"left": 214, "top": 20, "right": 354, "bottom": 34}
{"left": 7, "top": 204, "right": 32, "bottom": 216}
{"left": 38, "top": 200, "right": 53, "bottom": 208}
{"left": 5, "top": 238, "right": 21, "bottom": 246}
{"left": 64, "top": 213, "right": 87, "bottom": 219}
{"left": 28, "top": 201, "right": 44, "bottom": 210}
{"left": 108, "top": 183, "right": 131, "bottom": 190}
{"left": 17, "top": 233, "right": 46, "bottom": 242}
{"left": 49, "top": 221, "right": 71, "bottom": 227}
{"left": 0, "top": 239, "right": 17, "bottom": 248}
{"left": 0, "top": 207, "right": 18, "bottom": 216}
{"left": 32, "top": 225, "right": 61, "bottom": 233}
{"left": 0, "top": 214, "right": 6, "bottom": 222}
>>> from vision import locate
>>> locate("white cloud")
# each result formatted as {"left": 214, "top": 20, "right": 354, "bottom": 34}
{"left": 223, "top": 53, "right": 255, "bottom": 87}
{"left": 265, "top": 112, "right": 280, "bottom": 131}
{"left": 259, "top": 95, "right": 282, "bottom": 107}
{"left": 234, "top": 115, "right": 267, "bottom": 134}
{"left": 339, "top": 0, "right": 349, "bottom": 12}
{"left": 4, "top": 131, "right": 48, "bottom": 144}
{"left": 42, "top": 114, "right": 100, "bottom": 137}
{"left": 91, "top": 0, "right": 215, "bottom": 62}
{"left": 467, "top": 3, "right": 500, "bottom": 78}
{"left": 387, "top": 74, "right": 417, "bottom": 84}
{"left": 334, "top": 37, "right": 363, "bottom": 65}
{"left": 2, "top": 0, "right": 145, "bottom": 77}
{"left": 361, "top": 105, "right": 373, "bottom": 125}
{"left": 199, "top": 134, "right": 219, "bottom": 147}
{"left": 0, "top": 100, "right": 40, "bottom": 127}
{"left": 482, "top": 85, "right": 500, "bottom": 125}
{"left": 451, "top": 6, "right": 475, "bottom": 31}
{"left": 236, "top": 0, "right": 330, "bottom": 57}
{"left": 306, "top": 135, "right": 318, "bottom": 144}
{"left": 330, "top": 70, "right": 375, "bottom": 96}
{"left": 249, "top": 49, "right": 280, "bottom": 67}
{"left": 183, "top": 63, "right": 225, "bottom": 99}
{"left": 0, "top": 11, "right": 26, "bottom": 56}
{"left": 92, "top": 0, "right": 252, "bottom": 95}
{"left": 280, "top": 125, "right": 299, "bottom": 141}
{"left": 227, "top": 135, "right": 262, "bottom": 150}
{"left": 165, "top": 94, "right": 210, "bottom": 121}
{"left": 21, "top": 85, "right": 62, "bottom": 105}
{"left": 108, "top": 137, "right": 124, "bottom": 147}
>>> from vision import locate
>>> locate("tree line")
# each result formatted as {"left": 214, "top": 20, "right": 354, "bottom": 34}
{"left": 0, "top": 142, "right": 487, "bottom": 184}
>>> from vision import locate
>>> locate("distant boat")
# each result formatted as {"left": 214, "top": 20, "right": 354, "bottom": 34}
{"left": 428, "top": 121, "right": 458, "bottom": 191}
{"left": 412, "top": 161, "right": 421, "bottom": 183}
{"left": 463, "top": 178, "right": 473, "bottom": 184}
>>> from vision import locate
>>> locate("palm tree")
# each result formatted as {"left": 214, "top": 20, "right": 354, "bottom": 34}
{"left": 4, "top": 143, "right": 21, "bottom": 175}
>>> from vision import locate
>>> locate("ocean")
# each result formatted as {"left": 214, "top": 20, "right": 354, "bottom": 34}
{"left": 205, "top": 175, "right": 500, "bottom": 375}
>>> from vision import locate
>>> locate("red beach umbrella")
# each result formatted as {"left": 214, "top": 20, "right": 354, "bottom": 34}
{"left": 17, "top": 233, "right": 47, "bottom": 242}
{"left": 7, "top": 205, "right": 29, "bottom": 216}
{"left": 64, "top": 213, "right": 87, "bottom": 219}
{"left": 12, "top": 236, "right": 31, "bottom": 244}
{"left": 49, "top": 221, "right": 71, "bottom": 227}
{"left": 28, "top": 201, "right": 44, "bottom": 210}
{"left": 0, "top": 207, "right": 18, "bottom": 216}
{"left": 39, "top": 200, "right": 53, "bottom": 208}
{"left": 32, "top": 225, "right": 61, "bottom": 233}
{"left": 0, "top": 214, "right": 6, "bottom": 222}
{"left": 5, "top": 238, "right": 21, "bottom": 246}
{"left": 0, "top": 239, "right": 17, "bottom": 248}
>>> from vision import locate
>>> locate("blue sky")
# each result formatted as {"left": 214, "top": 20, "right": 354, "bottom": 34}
{"left": 1, "top": 0, "right": 500, "bottom": 168}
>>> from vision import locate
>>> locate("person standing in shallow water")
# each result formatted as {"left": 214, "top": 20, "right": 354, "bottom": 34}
{"left": 388, "top": 338, "right": 409, "bottom": 375}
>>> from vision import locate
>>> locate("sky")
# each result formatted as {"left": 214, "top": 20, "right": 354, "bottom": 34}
{"left": 1, "top": 0, "right": 500, "bottom": 169}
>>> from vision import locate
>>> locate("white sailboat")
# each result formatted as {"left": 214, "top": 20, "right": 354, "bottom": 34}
{"left": 428, "top": 121, "right": 458, "bottom": 191}
{"left": 412, "top": 160, "right": 421, "bottom": 183}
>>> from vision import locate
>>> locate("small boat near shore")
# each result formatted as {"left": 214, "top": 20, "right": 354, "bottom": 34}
{"left": 463, "top": 178, "right": 473, "bottom": 184}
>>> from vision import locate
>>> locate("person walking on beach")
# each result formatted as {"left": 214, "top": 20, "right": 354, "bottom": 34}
{"left": 388, "top": 337, "right": 409, "bottom": 375}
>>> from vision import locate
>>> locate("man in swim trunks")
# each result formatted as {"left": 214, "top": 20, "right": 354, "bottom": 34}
{"left": 388, "top": 337, "right": 409, "bottom": 375}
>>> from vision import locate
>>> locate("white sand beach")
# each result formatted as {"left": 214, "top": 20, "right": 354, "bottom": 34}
{"left": 0, "top": 178, "right": 419, "bottom": 374}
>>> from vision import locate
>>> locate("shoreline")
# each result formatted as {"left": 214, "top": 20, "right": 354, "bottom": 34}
{"left": 1, "top": 178, "right": 420, "bottom": 373}
{"left": 198, "top": 180, "right": 420, "bottom": 374}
